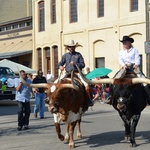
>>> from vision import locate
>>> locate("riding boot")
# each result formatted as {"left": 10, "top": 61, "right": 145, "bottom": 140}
{"left": 105, "top": 96, "right": 112, "bottom": 105}
{"left": 87, "top": 97, "right": 94, "bottom": 107}
{"left": 144, "top": 85, "right": 150, "bottom": 105}
{"left": 0, "top": 81, "right": 2, "bottom": 89}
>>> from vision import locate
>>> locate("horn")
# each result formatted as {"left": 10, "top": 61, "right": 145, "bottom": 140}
{"left": 60, "top": 83, "right": 79, "bottom": 90}
{"left": 70, "top": 71, "right": 79, "bottom": 90}
{"left": 17, "top": 67, "right": 48, "bottom": 88}
{"left": 132, "top": 78, "right": 150, "bottom": 84}
{"left": 75, "top": 64, "right": 114, "bottom": 84}
{"left": 18, "top": 67, "right": 79, "bottom": 90}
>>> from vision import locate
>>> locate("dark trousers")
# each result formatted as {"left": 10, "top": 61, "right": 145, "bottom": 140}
{"left": 17, "top": 101, "right": 31, "bottom": 127}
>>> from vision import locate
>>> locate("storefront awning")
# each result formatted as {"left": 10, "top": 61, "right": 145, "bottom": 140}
{"left": 0, "top": 50, "right": 32, "bottom": 59}
{"left": 0, "top": 38, "right": 33, "bottom": 59}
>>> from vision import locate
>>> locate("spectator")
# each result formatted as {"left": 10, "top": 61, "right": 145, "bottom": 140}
{"left": 46, "top": 70, "right": 54, "bottom": 81}
{"left": 92, "top": 77, "right": 101, "bottom": 102}
{"left": 85, "top": 66, "right": 90, "bottom": 75}
{"left": 15, "top": 70, "right": 32, "bottom": 131}
{"left": 32, "top": 70, "right": 47, "bottom": 119}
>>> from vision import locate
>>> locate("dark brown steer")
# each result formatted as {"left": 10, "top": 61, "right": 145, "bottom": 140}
{"left": 76, "top": 64, "right": 150, "bottom": 147}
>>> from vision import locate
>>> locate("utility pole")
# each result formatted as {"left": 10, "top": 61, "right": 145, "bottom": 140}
{"left": 145, "top": 0, "right": 150, "bottom": 78}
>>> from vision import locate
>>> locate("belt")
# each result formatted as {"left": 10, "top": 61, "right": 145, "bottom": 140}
{"left": 125, "top": 63, "right": 135, "bottom": 67}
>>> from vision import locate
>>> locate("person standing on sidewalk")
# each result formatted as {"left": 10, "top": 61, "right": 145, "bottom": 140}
{"left": 32, "top": 70, "right": 47, "bottom": 119}
{"left": 15, "top": 70, "right": 32, "bottom": 131}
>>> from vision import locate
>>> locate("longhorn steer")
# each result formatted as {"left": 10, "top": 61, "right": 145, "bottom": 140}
{"left": 20, "top": 73, "right": 90, "bottom": 148}
{"left": 76, "top": 65, "right": 150, "bottom": 147}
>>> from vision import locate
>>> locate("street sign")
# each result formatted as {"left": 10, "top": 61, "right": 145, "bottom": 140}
{"left": 145, "top": 41, "right": 150, "bottom": 54}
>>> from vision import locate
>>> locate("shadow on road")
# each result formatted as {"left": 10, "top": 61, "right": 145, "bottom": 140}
{"left": 75, "top": 130, "right": 150, "bottom": 148}
{"left": 0, "top": 99, "right": 49, "bottom": 116}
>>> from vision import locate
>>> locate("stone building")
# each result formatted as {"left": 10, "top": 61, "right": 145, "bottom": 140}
{"left": 32, "top": 0, "right": 147, "bottom": 77}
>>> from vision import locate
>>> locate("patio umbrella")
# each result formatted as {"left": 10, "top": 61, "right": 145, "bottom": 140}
{"left": 86, "top": 68, "right": 112, "bottom": 80}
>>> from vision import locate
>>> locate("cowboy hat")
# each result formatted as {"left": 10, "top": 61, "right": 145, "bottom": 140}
{"left": 119, "top": 36, "right": 134, "bottom": 43}
{"left": 64, "top": 40, "right": 78, "bottom": 47}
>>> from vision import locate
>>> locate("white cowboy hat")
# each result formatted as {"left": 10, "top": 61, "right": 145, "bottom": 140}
{"left": 64, "top": 40, "right": 78, "bottom": 47}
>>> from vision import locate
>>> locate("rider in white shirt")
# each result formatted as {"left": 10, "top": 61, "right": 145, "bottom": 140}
{"left": 115, "top": 36, "right": 144, "bottom": 78}
{"left": 115, "top": 35, "right": 150, "bottom": 105}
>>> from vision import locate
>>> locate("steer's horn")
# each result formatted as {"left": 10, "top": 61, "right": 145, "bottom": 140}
{"left": 19, "top": 71, "right": 48, "bottom": 88}
{"left": 75, "top": 64, "right": 114, "bottom": 84}
{"left": 70, "top": 71, "right": 79, "bottom": 90}
{"left": 132, "top": 78, "right": 150, "bottom": 84}
{"left": 18, "top": 69, "right": 79, "bottom": 90}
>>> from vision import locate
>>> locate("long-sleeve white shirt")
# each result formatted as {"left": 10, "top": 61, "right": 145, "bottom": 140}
{"left": 118, "top": 47, "right": 140, "bottom": 67}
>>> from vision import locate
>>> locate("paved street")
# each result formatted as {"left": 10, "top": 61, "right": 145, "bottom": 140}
{"left": 0, "top": 99, "right": 150, "bottom": 150}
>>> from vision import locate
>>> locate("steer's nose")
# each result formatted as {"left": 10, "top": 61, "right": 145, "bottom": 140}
{"left": 48, "top": 106, "right": 57, "bottom": 113}
{"left": 117, "top": 97, "right": 126, "bottom": 103}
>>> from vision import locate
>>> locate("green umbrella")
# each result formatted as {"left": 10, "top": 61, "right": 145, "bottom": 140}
{"left": 86, "top": 68, "right": 112, "bottom": 79}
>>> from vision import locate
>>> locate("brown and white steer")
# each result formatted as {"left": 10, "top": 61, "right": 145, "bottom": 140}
{"left": 20, "top": 73, "right": 91, "bottom": 148}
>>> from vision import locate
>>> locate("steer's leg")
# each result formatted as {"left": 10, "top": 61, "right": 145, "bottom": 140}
{"left": 77, "top": 119, "right": 82, "bottom": 139}
{"left": 55, "top": 123, "right": 64, "bottom": 141}
{"left": 119, "top": 112, "right": 131, "bottom": 142}
{"left": 124, "top": 122, "right": 131, "bottom": 142}
{"left": 53, "top": 113, "right": 64, "bottom": 141}
{"left": 69, "top": 121, "right": 77, "bottom": 148}
{"left": 130, "top": 114, "right": 140, "bottom": 147}
{"left": 65, "top": 123, "right": 70, "bottom": 142}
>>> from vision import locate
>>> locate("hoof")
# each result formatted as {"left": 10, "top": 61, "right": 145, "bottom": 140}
{"left": 69, "top": 142, "right": 75, "bottom": 148}
{"left": 124, "top": 136, "right": 130, "bottom": 142}
{"left": 58, "top": 134, "right": 64, "bottom": 141}
{"left": 130, "top": 143, "right": 137, "bottom": 147}
{"left": 65, "top": 135, "right": 70, "bottom": 142}
{"left": 77, "top": 132, "right": 82, "bottom": 139}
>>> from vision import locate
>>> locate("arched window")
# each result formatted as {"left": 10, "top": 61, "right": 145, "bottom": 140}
{"left": 37, "top": 48, "right": 42, "bottom": 70}
{"left": 45, "top": 47, "right": 50, "bottom": 72}
{"left": 38, "top": 1, "right": 45, "bottom": 31}
{"left": 53, "top": 46, "right": 58, "bottom": 77}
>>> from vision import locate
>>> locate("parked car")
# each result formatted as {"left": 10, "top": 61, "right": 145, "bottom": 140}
{"left": 0, "top": 66, "right": 18, "bottom": 100}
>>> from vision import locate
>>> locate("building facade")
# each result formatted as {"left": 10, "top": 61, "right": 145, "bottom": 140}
{"left": 0, "top": 0, "right": 148, "bottom": 78}
{"left": 32, "top": 0, "right": 147, "bottom": 78}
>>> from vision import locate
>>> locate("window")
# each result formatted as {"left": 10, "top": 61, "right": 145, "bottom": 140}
{"left": 95, "top": 57, "right": 105, "bottom": 68}
{"left": 51, "top": 0, "right": 56, "bottom": 24}
{"left": 37, "top": 48, "right": 42, "bottom": 70}
{"left": 45, "top": 47, "right": 50, "bottom": 73}
{"left": 53, "top": 46, "right": 58, "bottom": 77}
{"left": 130, "top": 0, "right": 138, "bottom": 12}
{"left": 45, "top": 48, "right": 50, "bottom": 58}
{"left": 19, "top": 22, "right": 25, "bottom": 28}
{"left": 6, "top": 26, "right": 11, "bottom": 30}
{"left": 26, "top": 21, "right": 32, "bottom": 26}
{"left": 12, "top": 24, "right": 18, "bottom": 29}
{"left": 70, "top": 0, "right": 78, "bottom": 23}
{"left": 97, "top": 0, "right": 104, "bottom": 17}
{"left": 0, "top": 27, "right": 5, "bottom": 32}
{"left": 38, "top": 1, "right": 45, "bottom": 31}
